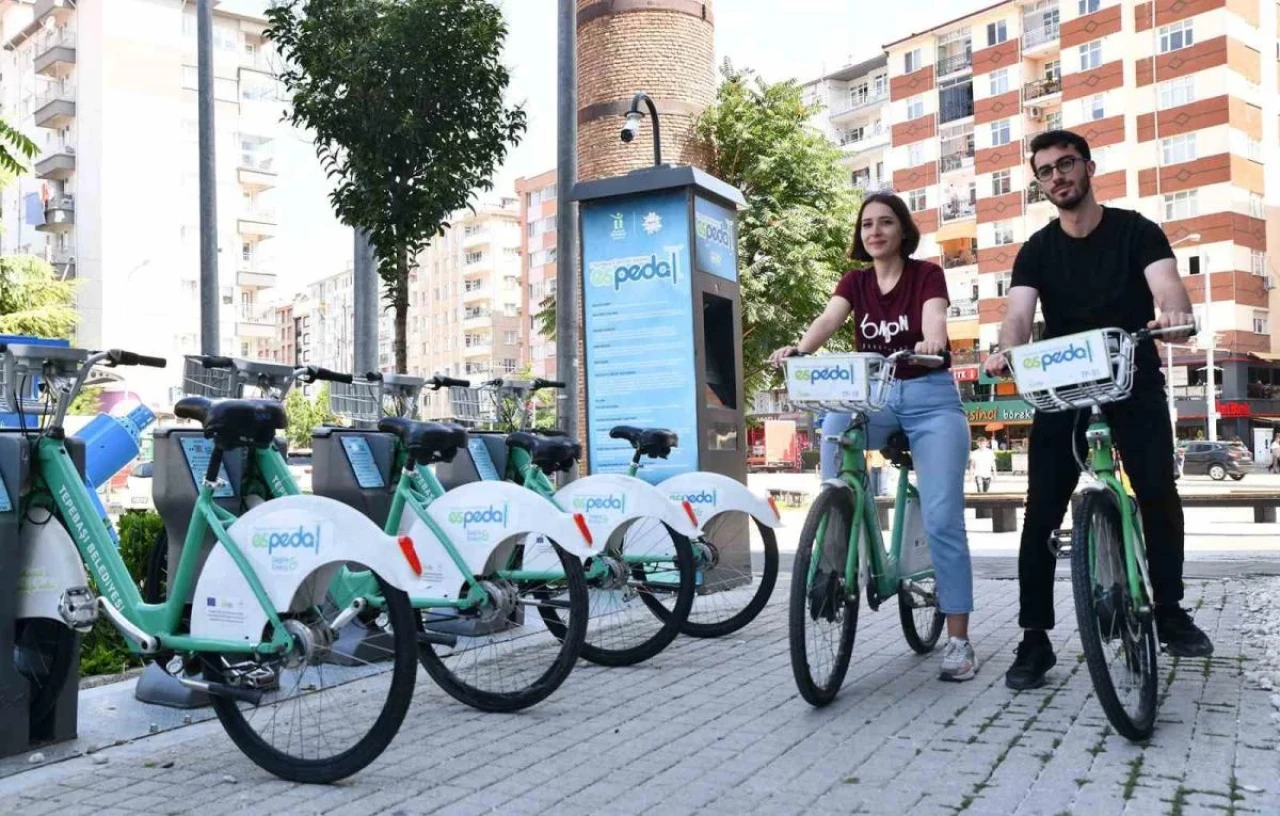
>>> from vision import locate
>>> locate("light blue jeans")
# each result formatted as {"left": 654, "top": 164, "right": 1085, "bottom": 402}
{"left": 820, "top": 370, "right": 974, "bottom": 615}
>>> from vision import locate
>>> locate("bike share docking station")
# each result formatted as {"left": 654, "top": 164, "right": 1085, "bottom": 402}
{"left": 570, "top": 164, "right": 753, "bottom": 591}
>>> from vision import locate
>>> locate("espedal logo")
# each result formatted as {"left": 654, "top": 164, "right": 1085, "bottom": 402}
{"left": 670, "top": 489, "right": 717, "bottom": 506}
{"left": 793, "top": 365, "right": 855, "bottom": 384}
{"left": 571, "top": 495, "right": 627, "bottom": 513}
{"left": 1021, "top": 340, "right": 1094, "bottom": 371}
{"left": 447, "top": 503, "right": 511, "bottom": 528}
{"left": 588, "top": 252, "right": 681, "bottom": 290}
{"left": 251, "top": 525, "right": 321, "bottom": 556}
{"left": 695, "top": 212, "right": 733, "bottom": 248}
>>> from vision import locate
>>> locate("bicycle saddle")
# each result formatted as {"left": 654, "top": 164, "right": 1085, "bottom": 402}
{"left": 175, "top": 396, "right": 285, "bottom": 449}
{"left": 506, "top": 431, "right": 581, "bottom": 475}
{"left": 609, "top": 425, "right": 679, "bottom": 459}
{"left": 377, "top": 417, "right": 469, "bottom": 464}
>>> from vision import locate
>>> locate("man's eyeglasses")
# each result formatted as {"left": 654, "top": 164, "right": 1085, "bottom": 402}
{"left": 1034, "top": 156, "right": 1081, "bottom": 181}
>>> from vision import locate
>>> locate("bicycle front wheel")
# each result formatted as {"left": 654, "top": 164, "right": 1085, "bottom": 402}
{"left": 789, "top": 486, "right": 858, "bottom": 707}
{"left": 202, "top": 563, "right": 418, "bottom": 784}
{"left": 418, "top": 538, "right": 587, "bottom": 712}
{"left": 1071, "top": 490, "right": 1159, "bottom": 741}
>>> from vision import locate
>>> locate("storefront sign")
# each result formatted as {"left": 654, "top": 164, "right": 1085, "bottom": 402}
{"left": 1219, "top": 401, "right": 1251, "bottom": 418}
{"left": 952, "top": 366, "right": 979, "bottom": 383}
{"left": 962, "top": 399, "right": 1035, "bottom": 424}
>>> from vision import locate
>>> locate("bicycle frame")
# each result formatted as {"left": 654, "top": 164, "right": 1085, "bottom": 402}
{"left": 37, "top": 434, "right": 292, "bottom": 656}
{"left": 1081, "top": 410, "right": 1149, "bottom": 606}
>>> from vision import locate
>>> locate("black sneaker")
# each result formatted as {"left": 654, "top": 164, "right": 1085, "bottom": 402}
{"left": 1156, "top": 606, "right": 1214, "bottom": 658}
{"left": 1005, "top": 635, "right": 1057, "bottom": 690}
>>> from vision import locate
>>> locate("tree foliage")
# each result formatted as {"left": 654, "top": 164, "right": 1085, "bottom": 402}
{"left": 695, "top": 63, "right": 862, "bottom": 398}
{"left": 266, "top": 0, "right": 525, "bottom": 372}
{"left": 282, "top": 386, "right": 336, "bottom": 449}
{"left": 0, "top": 115, "right": 37, "bottom": 178}
{"left": 0, "top": 255, "right": 79, "bottom": 338}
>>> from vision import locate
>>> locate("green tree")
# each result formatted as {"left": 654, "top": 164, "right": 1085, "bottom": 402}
{"left": 282, "top": 387, "right": 315, "bottom": 449}
{"left": 0, "top": 255, "right": 79, "bottom": 338}
{"left": 696, "top": 63, "right": 862, "bottom": 398}
{"left": 0, "top": 115, "right": 37, "bottom": 177}
{"left": 266, "top": 0, "right": 525, "bottom": 372}
{"left": 68, "top": 385, "right": 104, "bottom": 415}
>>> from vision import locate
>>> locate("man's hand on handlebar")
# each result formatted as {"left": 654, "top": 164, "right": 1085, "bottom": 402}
{"left": 1147, "top": 313, "right": 1196, "bottom": 343}
{"left": 983, "top": 351, "right": 1010, "bottom": 378}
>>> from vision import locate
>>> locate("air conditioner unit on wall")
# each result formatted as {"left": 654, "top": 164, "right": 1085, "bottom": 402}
{"left": 1265, "top": 277, "right": 1275, "bottom": 291}
{"left": 1028, "top": 106, "right": 1044, "bottom": 119}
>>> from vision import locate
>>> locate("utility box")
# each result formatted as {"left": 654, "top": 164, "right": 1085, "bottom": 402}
{"left": 571, "top": 165, "right": 748, "bottom": 485}
{"left": 309, "top": 428, "right": 399, "bottom": 527}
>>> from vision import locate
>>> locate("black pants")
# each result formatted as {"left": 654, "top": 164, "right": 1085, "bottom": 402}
{"left": 1019, "top": 381, "right": 1184, "bottom": 630}
{"left": 975, "top": 476, "right": 992, "bottom": 493}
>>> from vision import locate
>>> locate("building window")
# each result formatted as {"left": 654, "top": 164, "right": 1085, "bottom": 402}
{"left": 1158, "top": 76, "right": 1196, "bottom": 109}
{"left": 504, "top": 330, "right": 518, "bottom": 345}
{"left": 1078, "top": 41, "right": 1102, "bottom": 71}
{"left": 994, "top": 221, "right": 1015, "bottom": 245}
{"left": 1253, "top": 311, "right": 1269, "bottom": 335}
{"left": 992, "top": 169, "right": 1011, "bottom": 196}
{"left": 1163, "top": 190, "right": 1198, "bottom": 221}
{"left": 1158, "top": 20, "right": 1194, "bottom": 54}
{"left": 904, "top": 48, "right": 923, "bottom": 73}
{"left": 908, "top": 142, "right": 926, "bottom": 166}
{"left": 1160, "top": 134, "right": 1196, "bottom": 165}
{"left": 1251, "top": 251, "right": 1267, "bottom": 276}
{"left": 987, "top": 20, "right": 1007, "bottom": 46}
{"left": 1250, "top": 193, "right": 1265, "bottom": 219}
{"left": 464, "top": 224, "right": 483, "bottom": 236}
{"left": 989, "top": 68, "right": 1009, "bottom": 96}
{"left": 465, "top": 251, "right": 483, "bottom": 265}
{"left": 1078, "top": 0, "right": 1100, "bottom": 14}
{"left": 1249, "top": 139, "right": 1264, "bottom": 162}
{"left": 1081, "top": 94, "right": 1105, "bottom": 121}
{"left": 906, "top": 95, "right": 924, "bottom": 119}
{"left": 996, "top": 272, "right": 1013, "bottom": 296}
{"left": 908, "top": 189, "right": 927, "bottom": 212}
{"left": 990, "top": 119, "right": 1011, "bottom": 147}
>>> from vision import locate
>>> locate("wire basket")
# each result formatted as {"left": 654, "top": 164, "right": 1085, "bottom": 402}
{"left": 329, "top": 378, "right": 382, "bottom": 423}
{"left": 1008, "top": 328, "right": 1134, "bottom": 413}
{"left": 0, "top": 344, "right": 88, "bottom": 414}
{"left": 782, "top": 353, "right": 895, "bottom": 415}
{"left": 182, "top": 356, "right": 239, "bottom": 398}
{"left": 448, "top": 386, "right": 497, "bottom": 427}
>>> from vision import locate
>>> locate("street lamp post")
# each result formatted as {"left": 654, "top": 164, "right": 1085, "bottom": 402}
{"left": 1166, "top": 233, "right": 1202, "bottom": 438}
{"left": 620, "top": 92, "right": 663, "bottom": 167}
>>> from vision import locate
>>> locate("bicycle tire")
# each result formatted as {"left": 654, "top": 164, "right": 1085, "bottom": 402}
{"left": 1071, "top": 490, "right": 1159, "bottom": 741}
{"left": 681, "top": 516, "right": 779, "bottom": 639}
{"left": 898, "top": 579, "right": 944, "bottom": 654}
{"left": 789, "top": 486, "right": 859, "bottom": 707}
{"left": 143, "top": 527, "right": 167, "bottom": 604}
{"left": 203, "top": 570, "right": 418, "bottom": 784}
{"left": 418, "top": 539, "right": 588, "bottom": 712}
{"left": 13, "top": 618, "right": 77, "bottom": 723}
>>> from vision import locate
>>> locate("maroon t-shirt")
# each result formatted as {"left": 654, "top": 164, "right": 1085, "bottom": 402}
{"left": 832, "top": 259, "right": 950, "bottom": 380}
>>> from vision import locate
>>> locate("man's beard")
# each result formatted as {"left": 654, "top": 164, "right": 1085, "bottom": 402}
{"left": 1052, "top": 175, "right": 1091, "bottom": 211}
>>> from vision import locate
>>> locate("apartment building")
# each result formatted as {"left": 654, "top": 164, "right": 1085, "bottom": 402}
{"left": 516, "top": 170, "right": 558, "bottom": 378}
{"left": 806, "top": 0, "right": 1279, "bottom": 444}
{"left": 294, "top": 266, "right": 393, "bottom": 378}
{"left": 804, "top": 54, "right": 892, "bottom": 194}
{"left": 409, "top": 196, "right": 524, "bottom": 419}
{"left": 0, "top": 0, "right": 294, "bottom": 404}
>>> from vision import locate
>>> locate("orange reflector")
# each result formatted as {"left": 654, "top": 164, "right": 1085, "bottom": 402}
{"left": 572, "top": 513, "right": 594, "bottom": 547}
{"left": 681, "top": 499, "right": 699, "bottom": 527}
{"left": 398, "top": 535, "right": 423, "bottom": 576}
{"left": 767, "top": 495, "right": 780, "bottom": 519}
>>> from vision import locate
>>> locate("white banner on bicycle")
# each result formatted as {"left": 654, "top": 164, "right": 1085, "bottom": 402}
{"left": 784, "top": 355, "right": 870, "bottom": 404}
{"left": 1009, "top": 330, "right": 1111, "bottom": 393}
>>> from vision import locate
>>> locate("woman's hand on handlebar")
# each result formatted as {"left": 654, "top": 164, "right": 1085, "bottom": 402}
{"left": 914, "top": 338, "right": 947, "bottom": 357}
{"left": 1147, "top": 313, "right": 1196, "bottom": 343}
{"left": 769, "top": 345, "right": 800, "bottom": 367}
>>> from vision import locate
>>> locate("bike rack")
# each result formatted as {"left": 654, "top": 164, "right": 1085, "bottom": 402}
{"left": 0, "top": 432, "right": 84, "bottom": 757}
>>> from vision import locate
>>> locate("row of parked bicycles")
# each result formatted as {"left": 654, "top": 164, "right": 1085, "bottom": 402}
{"left": 7, "top": 342, "right": 782, "bottom": 784}
{"left": 7, "top": 323, "right": 1184, "bottom": 785}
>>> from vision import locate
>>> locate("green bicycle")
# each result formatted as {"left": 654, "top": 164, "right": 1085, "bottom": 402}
{"left": 1005, "top": 324, "right": 1192, "bottom": 741}
{"left": 7, "top": 344, "right": 420, "bottom": 783}
{"left": 782, "top": 350, "right": 947, "bottom": 706}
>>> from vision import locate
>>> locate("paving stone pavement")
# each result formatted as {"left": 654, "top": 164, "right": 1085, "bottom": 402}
{"left": 0, "top": 575, "right": 1277, "bottom": 816}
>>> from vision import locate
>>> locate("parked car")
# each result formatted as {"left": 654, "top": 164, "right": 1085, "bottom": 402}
{"left": 287, "top": 449, "right": 313, "bottom": 494}
{"left": 1177, "top": 441, "right": 1251, "bottom": 481}
{"left": 124, "top": 460, "right": 155, "bottom": 511}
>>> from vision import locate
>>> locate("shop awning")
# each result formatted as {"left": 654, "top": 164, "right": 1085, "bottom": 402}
{"left": 984, "top": 423, "right": 1005, "bottom": 432}
{"left": 1251, "top": 353, "right": 1280, "bottom": 362}
{"left": 935, "top": 220, "right": 977, "bottom": 243}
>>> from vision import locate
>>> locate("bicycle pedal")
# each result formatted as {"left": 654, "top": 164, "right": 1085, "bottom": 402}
{"left": 1048, "top": 531, "right": 1072, "bottom": 559}
{"left": 57, "top": 586, "right": 98, "bottom": 633}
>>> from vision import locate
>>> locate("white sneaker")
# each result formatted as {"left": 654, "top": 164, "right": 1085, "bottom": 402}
{"left": 939, "top": 637, "right": 978, "bottom": 682}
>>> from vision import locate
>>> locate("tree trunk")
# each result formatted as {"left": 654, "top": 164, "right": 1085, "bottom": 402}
{"left": 394, "top": 245, "right": 409, "bottom": 373}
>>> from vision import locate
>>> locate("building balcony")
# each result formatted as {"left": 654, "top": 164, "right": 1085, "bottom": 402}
{"left": 49, "top": 245, "right": 75, "bottom": 279}
{"left": 35, "top": 195, "right": 73, "bottom": 232}
{"left": 936, "top": 51, "right": 973, "bottom": 77}
{"left": 461, "top": 285, "right": 491, "bottom": 304}
{"left": 940, "top": 199, "right": 976, "bottom": 223}
{"left": 830, "top": 90, "right": 888, "bottom": 119}
{"left": 236, "top": 305, "right": 275, "bottom": 338}
{"left": 1026, "top": 185, "right": 1050, "bottom": 205}
{"left": 940, "top": 149, "right": 976, "bottom": 174}
{"left": 238, "top": 151, "right": 277, "bottom": 188}
{"left": 1021, "top": 22, "right": 1060, "bottom": 51}
{"left": 462, "top": 229, "right": 491, "bottom": 248}
{"left": 237, "top": 270, "right": 278, "bottom": 289}
{"left": 35, "top": 0, "right": 75, "bottom": 22}
{"left": 462, "top": 312, "right": 491, "bottom": 331}
{"left": 852, "top": 176, "right": 888, "bottom": 192}
{"left": 838, "top": 127, "right": 889, "bottom": 152}
{"left": 33, "top": 84, "right": 75, "bottom": 129}
{"left": 948, "top": 300, "right": 979, "bottom": 319}
{"left": 463, "top": 342, "right": 492, "bottom": 358}
{"left": 33, "top": 27, "right": 75, "bottom": 77}
{"left": 1023, "top": 78, "right": 1062, "bottom": 103}
{"left": 237, "top": 208, "right": 277, "bottom": 237}
{"left": 943, "top": 252, "right": 977, "bottom": 270}
{"left": 34, "top": 148, "right": 74, "bottom": 180}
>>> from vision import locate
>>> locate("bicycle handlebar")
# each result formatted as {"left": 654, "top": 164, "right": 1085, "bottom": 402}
{"left": 532, "top": 378, "right": 566, "bottom": 391}
{"left": 885, "top": 349, "right": 951, "bottom": 368}
{"left": 107, "top": 350, "right": 167, "bottom": 368}
{"left": 310, "top": 366, "right": 354, "bottom": 385}
{"left": 198, "top": 355, "right": 235, "bottom": 369}
{"left": 429, "top": 375, "right": 471, "bottom": 390}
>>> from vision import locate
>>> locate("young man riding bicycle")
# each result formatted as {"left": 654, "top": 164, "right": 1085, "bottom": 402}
{"left": 983, "top": 129, "right": 1213, "bottom": 691}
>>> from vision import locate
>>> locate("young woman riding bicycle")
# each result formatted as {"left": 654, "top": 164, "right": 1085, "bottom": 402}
{"left": 770, "top": 192, "right": 979, "bottom": 681}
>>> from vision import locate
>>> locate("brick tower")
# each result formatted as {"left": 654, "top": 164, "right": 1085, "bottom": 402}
{"left": 575, "top": 0, "right": 716, "bottom": 180}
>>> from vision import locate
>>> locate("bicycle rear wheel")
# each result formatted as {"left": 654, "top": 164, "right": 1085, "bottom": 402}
{"left": 202, "top": 562, "right": 418, "bottom": 784}
{"left": 682, "top": 513, "right": 779, "bottom": 638}
{"left": 898, "top": 577, "right": 944, "bottom": 654}
{"left": 789, "top": 486, "right": 858, "bottom": 707}
{"left": 1071, "top": 490, "right": 1158, "bottom": 741}
{"left": 418, "top": 538, "right": 587, "bottom": 712}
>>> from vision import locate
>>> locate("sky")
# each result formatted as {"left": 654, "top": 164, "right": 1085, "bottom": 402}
{"left": 263, "top": 0, "right": 1000, "bottom": 292}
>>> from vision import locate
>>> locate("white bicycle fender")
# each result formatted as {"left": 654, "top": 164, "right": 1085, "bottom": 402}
{"left": 189, "top": 495, "right": 416, "bottom": 643}
{"left": 554, "top": 473, "right": 701, "bottom": 544}
{"left": 421, "top": 480, "right": 597, "bottom": 564}
{"left": 16, "top": 509, "right": 90, "bottom": 621}
{"left": 659, "top": 471, "right": 784, "bottom": 530}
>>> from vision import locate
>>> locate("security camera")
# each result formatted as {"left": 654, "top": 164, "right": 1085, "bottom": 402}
{"left": 620, "top": 110, "right": 643, "bottom": 143}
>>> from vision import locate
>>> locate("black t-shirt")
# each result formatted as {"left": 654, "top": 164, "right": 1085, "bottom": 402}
{"left": 1011, "top": 207, "right": 1174, "bottom": 374}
